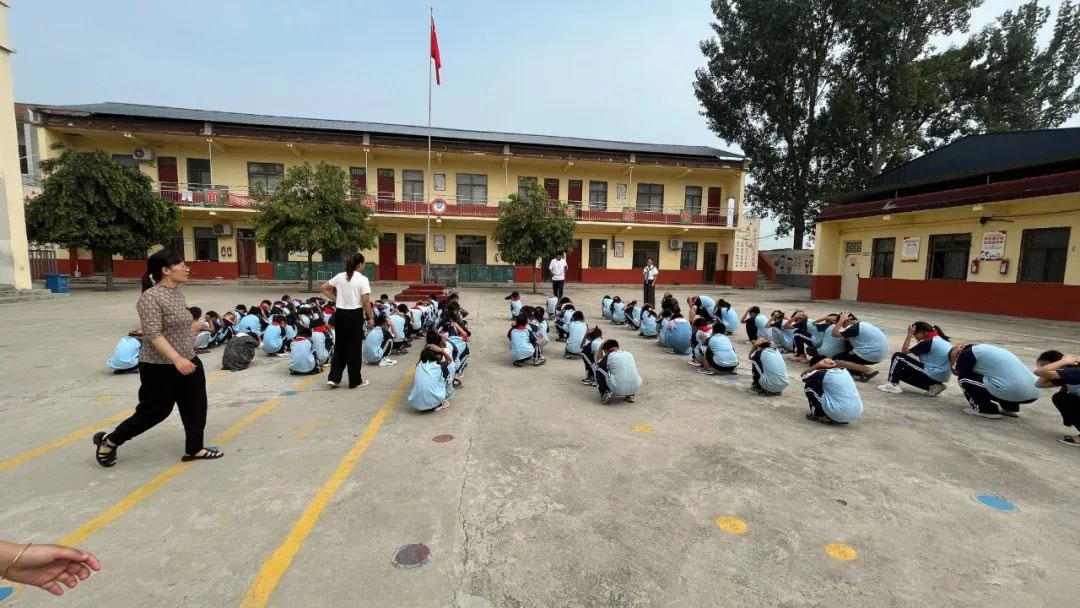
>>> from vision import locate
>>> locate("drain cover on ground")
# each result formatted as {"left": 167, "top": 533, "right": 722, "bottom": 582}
{"left": 392, "top": 543, "right": 430, "bottom": 568}
{"left": 432, "top": 434, "right": 454, "bottom": 443}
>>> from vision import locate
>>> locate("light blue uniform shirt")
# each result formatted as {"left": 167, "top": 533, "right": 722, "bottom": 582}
{"left": 668, "top": 319, "right": 693, "bottom": 355}
{"left": 971, "top": 344, "right": 1040, "bottom": 403}
{"left": 639, "top": 312, "right": 658, "bottom": 337}
{"left": 237, "top": 314, "right": 262, "bottom": 337}
{"left": 754, "top": 314, "right": 768, "bottom": 338}
{"left": 768, "top": 325, "right": 795, "bottom": 351}
{"left": 821, "top": 368, "right": 864, "bottom": 423}
{"left": 566, "top": 321, "right": 588, "bottom": 354}
{"left": 612, "top": 302, "right": 626, "bottom": 323}
{"left": 409, "top": 308, "right": 424, "bottom": 330}
{"left": 389, "top": 314, "right": 407, "bottom": 342}
{"left": 509, "top": 298, "right": 523, "bottom": 317}
{"left": 261, "top": 325, "right": 284, "bottom": 354}
{"left": 914, "top": 336, "right": 952, "bottom": 383}
{"left": 448, "top": 335, "right": 469, "bottom": 366}
{"left": 362, "top": 327, "right": 389, "bottom": 363}
{"left": 601, "top": 298, "right": 613, "bottom": 319}
{"left": 757, "top": 348, "right": 790, "bottom": 394}
{"left": 843, "top": 321, "right": 888, "bottom": 363}
{"left": 509, "top": 327, "right": 534, "bottom": 361}
{"left": 561, "top": 308, "right": 575, "bottom": 328}
{"left": 546, "top": 296, "right": 558, "bottom": 316}
{"left": 719, "top": 307, "right": 739, "bottom": 334}
{"left": 312, "top": 331, "right": 330, "bottom": 364}
{"left": 106, "top": 336, "right": 141, "bottom": 370}
{"left": 707, "top": 333, "right": 739, "bottom": 367}
{"left": 630, "top": 306, "right": 642, "bottom": 327}
{"left": 817, "top": 328, "right": 847, "bottom": 357}
{"left": 408, "top": 361, "right": 450, "bottom": 411}
{"left": 605, "top": 350, "right": 642, "bottom": 396}
{"left": 588, "top": 337, "right": 603, "bottom": 359}
{"left": 810, "top": 322, "right": 830, "bottom": 348}
{"left": 289, "top": 338, "right": 317, "bottom": 373}
{"left": 696, "top": 295, "right": 716, "bottom": 315}
{"left": 658, "top": 317, "right": 672, "bottom": 346}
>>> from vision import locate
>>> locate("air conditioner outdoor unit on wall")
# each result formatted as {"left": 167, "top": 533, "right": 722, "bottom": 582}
{"left": 669, "top": 238, "right": 683, "bottom": 250}
{"left": 132, "top": 147, "right": 154, "bottom": 161}
{"left": 213, "top": 223, "right": 233, "bottom": 236}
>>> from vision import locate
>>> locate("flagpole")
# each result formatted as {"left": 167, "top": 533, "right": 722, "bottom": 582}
{"left": 425, "top": 6, "right": 433, "bottom": 284}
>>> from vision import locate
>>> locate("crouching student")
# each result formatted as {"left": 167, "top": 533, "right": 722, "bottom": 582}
{"left": 802, "top": 356, "right": 863, "bottom": 425}
{"left": 106, "top": 333, "right": 142, "bottom": 374}
{"left": 311, "top": 318, "right": 333, "bottom": 367}
{"left": 665, "top": 313, "right": 693, "bottom": 356}
{"left": 831, "top": 312, "right": 888, "bottom": 382}
{"left": 407, "top": 303, "right": 425, "bottom": 341}
{"left": 688, "top": 318, "right": 711, "bottom": 367}
{"left": 555, "top": 303, "right": 576, "bottom": 342}
{"left": 611, "top": 296, "right": 626, "bottom": 325}
{"left": 785, "top": 310, "right": 820, "bottom": 362}
{"left": 408, "top": 344, "right": 455, "bottom": 412}
{"left": 505, "top": 291, "right": 523, "bottom": 318}
{"left": 546, "top": 295, "right": 559, "bottom": 320}
{"left": 594, "top": 339, "right": 643, "bottom": 404}
{"left": 766, "top": 310, "right": 794, "bottom": 352}
{"left": 222, "top": 332, "right": 259, "bottom": 371}
{"left": 236, "top": 306, "right": 263, "bottom": 337}
{"left": 877, "top": 322, "right": 951, "bottom": 396}
{"left": 363, "top": 315, "right": 396, "bottom": 367}
{"left": 190, "top": 307, "right": 212, "bottom": 352}
{"left": 741, "top": 306, "right": 768, "bottom": 342}
{"left": 209, "top": 312, "right": 236, "bottom": 347}
{"left": 288, "top": 327, "right": 322, "bottom": 375}
{"left": 638, "top": 305, "right": 659, "bottom": 338}
{"left": 261, "top": 315, "right": 287, "bottom": 356}
{"left": 1034, "top": 351, "right": 1080, "bottom": 446}
{"left": 580, "top": 326, "right": 604, "bottom": 385}
{"left": 701, "top": 322, "right": 739, "bottom": 375}
{"left": 748, "top": 338, "right": 789, "bottom": 396}
{"left": 716, "top": 300, "right": 739, "bottom": 336}
{"left": 531, "top": 307, "right": 550, "bottom": 361}
{"left": 687, "top": 295, "right": 716, "bottom": 323}
{"left": 625, "top": 300, "right": 640, "bottom": 330}
{"left": 601, "top": 294, "right": 614, "bottom": 320}
{"left": 951, "top": 343, "right": 1040, "bottom": 419}
{"left": 388, "top": 305, "right": 409, "bottom": 354}
{"left": 565, "top": 311, "right": 588, "bottom": 359}
{"left": 508, "top": 312, "right": 543, "bottom": 367}
{"left": 444, "top": 321, "right": 471, "bottom": 386}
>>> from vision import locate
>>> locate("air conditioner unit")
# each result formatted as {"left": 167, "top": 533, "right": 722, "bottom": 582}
{"left": 669, "top": 238, "right": 683, "bottom": 250}
{"left": 132, "top": 147, "right": 154, "bottom": 161}
{"left": 213, "top": 223, "right": 233, "bottom": 236}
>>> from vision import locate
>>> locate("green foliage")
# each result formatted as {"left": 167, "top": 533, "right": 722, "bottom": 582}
{"left": 251, "top": 162, "right": 380, "bottom": 290}
{"left": 494, "top": 183, "right": 575, "bottom": 290}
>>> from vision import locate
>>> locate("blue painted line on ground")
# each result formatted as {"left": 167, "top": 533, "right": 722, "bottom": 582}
{"left": 977, "top": 493, "right": 1016, "bottom": 512}
{"left": 280, "top": 390, "right": 297, "bottom": 396}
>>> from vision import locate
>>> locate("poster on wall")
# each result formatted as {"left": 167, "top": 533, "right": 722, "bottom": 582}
{"left": 901, "top": 236, "right": 920, "bottom": 262}
{"left": 433, "top": 173, "right": 446, "bottom": 191}
{"left": 616, "top": 183, "right": 628, "bottom": 200}
{"left": 433, "top": 235, "right": 446, "bottom": 252}
{"left": 979, "top": 230, "right": 1006, "bottom": 260}
{"left": 613, "top": 241, "right": 625, "bottom": 258}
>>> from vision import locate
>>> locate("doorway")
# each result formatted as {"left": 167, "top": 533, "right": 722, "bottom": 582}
{"left": 707, "top": 187, "right": 723, "bottom": 218}
{"left": 157, "top": 157, "right": 178, "bottom": 199}
{"left": 841, "top": 254, "right": 860, "bottom": 301}
{"left": 544, "top": 178, "right": 560, "bottom": 200}
{"left": 702, "top": 242, "right": 717, "bottom": 283}
{"left": 236, "top": 229, "right": 257, "bottom": 277}
{"left": 377, "top": 169, "right": 395, "bottom": 202}
{"left": 566, "top": 240, "right": 582, "bottom": 281}
{"left": 379, "top": 233, "right": 398, "bottom": 280}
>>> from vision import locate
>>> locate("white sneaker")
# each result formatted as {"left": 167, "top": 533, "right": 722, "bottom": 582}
{"left": 326, "top": 380, "right": 339, "bottom": 388}
{"left": 876, "top": 383, "right": 903, "bottom": 394}
{"left": 378, "top": 359, "right": 397, "bottom": 367}
{"left": 697, "top": 368, "right": 716, "bottom": 375}
{"left": 962, "top": 407, "right": 1001, "bottom": 420}
{"left": 687, "top": 359, "right": 703, "bottom": 367}
{"left": 927, "top": 383, "right": 946, "bottom": 397}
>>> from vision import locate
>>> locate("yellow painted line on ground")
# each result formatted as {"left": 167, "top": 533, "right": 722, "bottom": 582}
{"left": 238, "top": 371, "right": 414, "bottom": 608}
{"left": 0, "top": 410, "right": 134, "bottom": 474}
{"left": 294, "top": 417, "right": 325, "bottom": 440}
{"left": 58, "top": 371, "right": 327, "bottom": 547}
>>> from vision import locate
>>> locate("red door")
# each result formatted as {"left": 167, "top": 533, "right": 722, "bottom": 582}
{"left": 566, "top": 240, "right": 583, "bottom": 282}
{"left": 379, "top": 233, "right": 398, "bottom": 280}
{"left": 377, "top": 169, "right": 395, "bottom": 203}
{"left": 707, "top": 187, "right": 723, "bottom": 218}
{"left": 544, "top": 178, "right": 560, "bottom": 201}
{"left": 567, "top": 180, "right": 582, "bottom": 211}
{"left": 236, "top": 229, "right": 257, "bottom": 277}
{"left": 158, "top": 157, "right": 178, "bottom": 202}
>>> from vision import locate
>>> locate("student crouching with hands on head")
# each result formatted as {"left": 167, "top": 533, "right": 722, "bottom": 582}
{"left": 801, "top": 355, "right": 863, "bottom": 425}
{"left": 1035, "top": 351, "right": 1080, "bottom": 446}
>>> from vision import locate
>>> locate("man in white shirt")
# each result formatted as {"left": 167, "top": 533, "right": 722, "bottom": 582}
{"left": 548, "top": 252, "right": 568, "bottom": 298}
{"left": 642, "top": 258, "right": 659, "bottom": 306}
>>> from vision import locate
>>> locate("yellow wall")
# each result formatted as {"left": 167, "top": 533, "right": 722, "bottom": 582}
{"left": 0, "top": 7, "right": 32, "bottom": 288}
{"left": 813, "top": 192, "right": 1080, "bottom": 285}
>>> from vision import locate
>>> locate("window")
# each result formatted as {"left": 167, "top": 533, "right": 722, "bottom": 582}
{"left": 193, "top": 227, "right": 219, "bottom": 262}
{"left": 187, "top": 158, "right": 212, "bottom": 188}
{"left": 405, "top": 233, "right": 426, "bottom": 265}
{"left": 456, "top": 235, "right": 487, "bottom": 265}
{"left": 403, "top": 170, "right": 424, "bottom": 202}
{"left": 349, "top": 167, "right": 367, "bottom": 195}
{"left": 632, "top": 240, "right": 660, "bottom": 268}
{"left": 1019, "top": 227, "right": 1070, "bottom": 283}
{"left": 112, "top": 154, "right": 139, "bottom": 170}
{"left": 680, "top": 241, "right": 698, "bottom": 270}
{"left": 684, "top": 186, "right": 702, "bottom": 215}
{"left": 636, "top": 183, "right": 664, "bottom": 212}
{"left": 166, "top": 230, "right": 185, "bottom": 259}
{"left": 17, "top": 128, "right": 27, "bottom": 174}
{"left": 588, "top": 239, "right": 608, "bottom": 268}
{"left": 589, "top": 181, "right": 608, "bottom": 211}
{"left": 456, "top": 173, "right": 488, "bottom": 204}
{"left": 926, "top": 233, "right": 971, "bottom": 280}
{"left": 517, "top": 176, "right": 537, "bottom": 199}
{"left": 871, "top": 238, "right": 895, "bottom": 278}
{"left": 248, "top": 162, "right": 284, "bottom": 192}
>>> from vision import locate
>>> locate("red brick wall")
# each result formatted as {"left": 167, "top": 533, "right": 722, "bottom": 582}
{"left": 812, "top": 275, "right": 842, "bottom": 300}
{"left": 398, "top": 264, "right": 422, "bottom": 282}
{"left": 858, "top": 277, "right": 1080, "bottom": 322}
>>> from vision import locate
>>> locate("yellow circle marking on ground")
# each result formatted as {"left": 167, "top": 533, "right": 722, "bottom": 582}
{"left": 632, "top": 424, "right": 653, "bottom": 433}
{"left": 93, "top": 395, "right": 114, "bottom": 402}
{"left": 825, "top": 542, "right": 857, "bottom": 561}
{"left": 714, "top": 516, "right": 749, "bottom": 534}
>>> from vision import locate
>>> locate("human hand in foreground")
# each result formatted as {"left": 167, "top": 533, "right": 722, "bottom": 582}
{"left": 1, "top": 542, "right": 101, "bottom": 596}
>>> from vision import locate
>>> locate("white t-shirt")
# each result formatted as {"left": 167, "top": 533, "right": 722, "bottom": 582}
{"left": 549, "top": 258, "right": 568, "bottom": 281}
{"left": 329, "top": 271, "right": 371, "bottom": 310}
{"left": 643, "top": 265, "right": 659, "bottom": 282}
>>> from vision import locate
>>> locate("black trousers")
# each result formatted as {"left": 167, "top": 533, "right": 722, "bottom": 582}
{"left": 793, "top": 333, "right": 814, "bottom": 357}
{"left": 745, "top": 319, "right": 759, "bottom": 342}
{"left": 887, "top": 352, "right": 938, "bottom": 390}
{"left": 750, "top": 349, "right": 764, "bottom": 388}
{"left": 109, "top": 358, "right": 208, "bottom": 456}
{"left": 552, "top": 280, "right": 564, "bottom": 298}
{"left": 643, "top": 281, "right": 655, "bottom": 306}
{"left": 803, "top": 371, "right": 827, "bottom": 417}
{"left": 957, "top": 372, "right": 1035, "bottom": 415}
{"left": 704, "top": 346, "right": 737, "bottom": 373}
{"left": 1052, "top": 391, "right": 1080, "bottom": 432}
{"left": 581, "top": 348, "right": 596, "bottom": 379}
{"left": 329, "top": 308, "right": 365, "bottom": 387}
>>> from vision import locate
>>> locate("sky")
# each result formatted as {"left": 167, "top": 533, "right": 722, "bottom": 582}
{"left": 9, "top": 0, "right": 1078, "bottom": 249}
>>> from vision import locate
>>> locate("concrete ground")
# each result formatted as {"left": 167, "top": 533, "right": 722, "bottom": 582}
{"left": 2, "top": 283, "right": 1079, "bottom": 608}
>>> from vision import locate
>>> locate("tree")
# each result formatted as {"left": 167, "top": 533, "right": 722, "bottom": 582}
{"left": 251, "top": 162, "right": 380, "bottom": 292}
{"left": 493, "top": 182, "right": 576, "bottom": 294}
{"left": 25, "top": 149, "right": 180, "bottom": 290}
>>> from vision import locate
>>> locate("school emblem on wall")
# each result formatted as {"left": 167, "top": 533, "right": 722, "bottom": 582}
{"left": 679, "top": 209, "right": 692, "bottom": 224}
{"left": 363, "top": 195, "right": 376, "bottom": 210}
{"left": 621, "top": 207, "right": 635, "bottom": 222}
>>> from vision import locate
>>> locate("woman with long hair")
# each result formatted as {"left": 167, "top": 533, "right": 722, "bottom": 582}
{"left": 93, "top": 250, "right": 223, "bottom": 466}
{"left": 877, "top": 321, "right": 953, "bottom": 396}
{"left": 321, "top": 253, "right": 375, "bottom": 388}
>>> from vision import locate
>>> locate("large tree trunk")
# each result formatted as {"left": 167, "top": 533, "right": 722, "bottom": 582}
{"left": 531, "top": 263, "right": 537, "bottom": 295}
{"left": 792, "top": 206, "right": 806, "bottom": 250}
{"left": 307, "top": 253, "right": 314, "bottom": 293}
{"left": 105, "top": 256, "right": 114, "bottom": 291}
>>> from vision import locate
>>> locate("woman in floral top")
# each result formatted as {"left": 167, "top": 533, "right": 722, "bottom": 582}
{"left": 93, "top": 250, "right": 224, "bottom": 466}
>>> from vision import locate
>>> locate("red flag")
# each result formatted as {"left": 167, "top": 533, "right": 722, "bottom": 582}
{"left": 430, "top": 17, "right": 442, "bottom": 85}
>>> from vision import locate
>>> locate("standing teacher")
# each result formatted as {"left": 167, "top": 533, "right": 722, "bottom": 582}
{"left": 549, "top": 251, "right": 567, "bottom": 298}
{"left": 642, "top": 258, "right": 659, "bottom": 306}
{"left": 321, "top": 253, "right": 376, "bottom": 388}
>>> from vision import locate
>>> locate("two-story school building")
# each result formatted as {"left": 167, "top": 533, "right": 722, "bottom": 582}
{"left": 812, "top": 127, "right": 1080, "bottom": 321}
{"left": 18, "top": 102, "right": 761, "bottom": 287}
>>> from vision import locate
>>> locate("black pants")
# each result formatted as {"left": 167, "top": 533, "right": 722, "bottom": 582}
{"left": 704, "top": 347, "right": 736, "bottom": 373}
{"left": 750, "top": 349, "right": 764, "bottom": 389}
{"left": 552, "top": 280, "right": 564, "bottom": 298}
{"left": 581, "top": 348, "right": 596, "bottom": 379}
{"left": 109, "top": 358, "right": 208, "bottom": 456}
{"left": 329, "top": 308, "right": 365, "bottom": 387}
{"left": 793, "top": 333, "right": 813, "bottom": 357}
{"left": 745, "top": 319, "right": 759, "bottom": 342}
{"left": 595, "top": 358, "right": 616, "bottom": 395}
{"left": 803, "top": 370, "right": 827, "bottom": 418}
{"left": 643, "top": 281, "right": 655, "bottom": 306}
{"left": 957, "top": 372, "right": 1035, "bottom": 415}
{"left": 1052, "top": 391, "right": 1080, "bottom": 432}
{"left": 887, "top": 352, "right": 938, "bottom": 391}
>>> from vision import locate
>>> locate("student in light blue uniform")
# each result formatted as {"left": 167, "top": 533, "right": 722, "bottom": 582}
{"left": 236, "top": 309, "right": 263, "bottom": 337}
{"left": 748, "top": 338, "right": 789, "bottom": 395}
{"left": 1035, "top": 350, "right": 1080, "bottom": 446}
{"left": 638, "top": 305, "right": 659, "bottom": 338}
{"left": 580, "top": 326, "right": 604, "bottom": 385}
{"left": 546, "top": 295, "right": 559, "bottom": 319}
{"left": 408, "top": 304, "right": 425, "bottom": 338}
{"left": 701, "top": 322, "right": 739, "bottom": 375}
{"left": 689, "top": 318, "right": 712, "bottom": 368}
{"left": 741, "top": 306, "right": 768, "bottom": 342}
{"left": 443, "top": 322, "right": 471, "bottom": 385}
{"left": 261, "top": 317, "right": 286, "bottom": 356}
{"left": 687, "top": 295, "right": 716, "bottom": 323}
{"left": 952, "top": 343, "right": 1039, "bottom": 419}
{"left": 556, "top": 303, "right": 576, "bottom": 341}
{"left": 766, "top": 310, "right": 795, "bottom": 352}
{"left": 388, "top": 308, "right": 409, "bottom": 353}
{"left": 505, "top": 291, "right": 523, "bottom": 318}
{"left": 877, "top": 321, "right": 952, "bottom": 396}
{"left": 288, "top": 328, "right": 321, "bottom": 375}
{"left": 363, "top": 315, "right": 395, "bottom": 366}
{"left": 508, "top": 312, "right": 542, "bottom": 367}
{"left": 284, "top": 314, "right": 299, "bottom": 344}
{"left": 601, "top": 295, "right": 613, "bottom": 320}
{"left": 311, "top": 322, "right": 332, "bottom": 366}
{"left": 657, "top": 311, "right": 672, "bottom": 346}
{"left": 106, "top": 334, "right": 142, "bottom": 374}
{"left": 610, "top": 297, "right": 626, "bottom": 325}
{"left": 802, "top": 356, "right": 863, "bottom": 424}
{"left": 831, "top": 312, "right": 888, "bottom": 382}
{"left": 625, "top": 300, "right": 641, "bottom": 330}
{"left": 716, "top": 300, "right": 739, "bottom": 336}
{"left": 565, "top": 311, "right": 589, "bottom": 359}
{"left": 594, "top": 339, "right": 643, "bottom": 404}
{"left": 529, "top": 307, "right": 549, "bottom": 362}
{"left": 408, "top": 345, "right": 455, "bottom": 412}
{"left": 665, "top": 313, "right": 693, "bottom": 356}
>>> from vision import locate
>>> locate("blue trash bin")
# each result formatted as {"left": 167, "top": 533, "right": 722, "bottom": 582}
{"left": 45, "top": 273, "right": 70, "bottom": 294}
